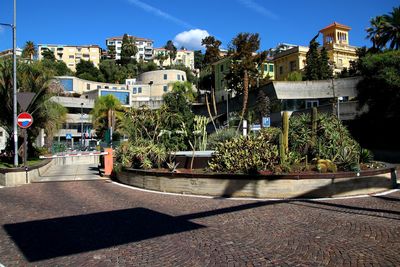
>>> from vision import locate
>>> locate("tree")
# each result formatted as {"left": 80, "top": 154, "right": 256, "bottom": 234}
{"left": 162, "top": 82, "right": 196, "bottom": 151}
{"left": 304, "top": 34, "right": 321, "bottom": 80}
{"left": 226, "top": 33, "right": 267, "bottom": 120}
{"left": 303, "top": 34, "right": 332, "bottom": 80}
{"left": 41, "top": 59, "right": 72, "bottom": 76}
{"left": 164, "top": 40, "right": 177, "bottom": 66}
{"left": 367, "top": 6, "right": 400, "bottom": 50}
{"left": 194, "top": 50, "right": 204, "bottom": 70}
{"left": 91, "top": 94, "right": 125, "bottom": 141}
{"left": 22, "top": 41, "right": 36, "bottom": 61}
{"left": 201, "top": 36, "right": 222, "bottom": 66}
{"left": 76, "top": 60, "right": 105, "bottom": 82}
{"left": 155, "top": 53, "right": 169, "bottom": 68}
{"left": 107, "top": 45, "right": 116, "bottom": 60}
{"left": 120, "top": 34, "right": 138, "bottom": 65}
{"left": 254, "top": 90, "right": 270, "bottom": 125}
{"left": 0, "top": 59, "right": 67, "bottom": 155}
{"left": 320, "top": 47, "right": 333, "bottom": 79}
{"left": 41, "top": 48, "right": 55, "bottom": 61}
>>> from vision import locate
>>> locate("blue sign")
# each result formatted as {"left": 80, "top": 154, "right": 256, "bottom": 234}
{"left": 251, "top": 124, "right": 261, "bottom": 131}
{"left": 262, "top": 117, "right": 271, "bottom": 128}
{"left": 66, "top": 133, "right": 72, "bottom": 140}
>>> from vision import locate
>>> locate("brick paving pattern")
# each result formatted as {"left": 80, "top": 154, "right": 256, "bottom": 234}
{"left": 0, "top": 180, "right": 399, "bottom": 266}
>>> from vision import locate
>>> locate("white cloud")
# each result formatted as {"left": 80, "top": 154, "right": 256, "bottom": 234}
{"left": 237, "top": 0, "right": 279, "bottom": 20}
{"left": 127, "top": 0, "right": 194, "bottom": 29}
{"left": 174, "top": 29, "right": 210, "bottom": 50}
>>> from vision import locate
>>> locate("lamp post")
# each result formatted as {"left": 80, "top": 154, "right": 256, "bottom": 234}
{"left": 1, "top": 0, "right": 18, "bottom": 166}
{"left": 80, "top": 102, "right": 84, "bottom": 148}
{"left": 148, "top": 80, "right": 153, "bottom": 108}
{"left": 337, "top": 96, "right": 343, "bottom": 120}
{"left": 225, "top": 88, "right": 232, "bottom": 127}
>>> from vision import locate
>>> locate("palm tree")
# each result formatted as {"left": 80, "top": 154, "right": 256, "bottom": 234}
{"left": 22, "top": 41, "right": 36, "bottom": 61}
{"left": 91, "top": 94, "right": 125, "bottom": 142}
{"left": 226, "top": 33, "right": 267, "bottom": 125}
{"left": 0, "top": 59, "right": 67, "bottom": 154}
{"left": 367, "top": 6, "right": 400, "bottom": 50}
{"left": 155, "top": 53, "right": 168, "bottom": 69}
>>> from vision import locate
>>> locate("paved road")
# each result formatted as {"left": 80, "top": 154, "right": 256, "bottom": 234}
{"left": 0, "top": 181, "right": 399, "bottom": 266}
{"left": 32, "top": 164, "right": 103, "bottom": 182}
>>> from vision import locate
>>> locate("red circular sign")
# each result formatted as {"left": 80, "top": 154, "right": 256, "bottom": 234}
{"left": 17, "top": 112, "right": 33, "bottom": 128}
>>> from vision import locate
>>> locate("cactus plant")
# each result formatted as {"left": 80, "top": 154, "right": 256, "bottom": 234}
{"left": 282, "top": 111, "right": 289, "bottom": 154}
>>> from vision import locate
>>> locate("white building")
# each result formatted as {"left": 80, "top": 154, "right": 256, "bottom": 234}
{"left": 153, "top": 48, "right": 195, "bottom": 70}
{"left": 106, "top": 35, "right": 153, "bottom": 61}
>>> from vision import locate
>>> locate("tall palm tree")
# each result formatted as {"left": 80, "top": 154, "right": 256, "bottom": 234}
{"left": 91, "top": 94, "right": 125, "bottom": 142}
{"left": 367, "top": 6, "right": 400, "bottom": 50}
{"left": 22, "top": 41, "right": 36, "bottom": 61}
{"left": 226, "top": 33, "right": 267, "bottom": 123}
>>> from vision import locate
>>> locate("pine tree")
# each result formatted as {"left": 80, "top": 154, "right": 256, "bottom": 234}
{"left": 320, "top": 47, "right": 333, "bottom": 79}
{"left": 304, "top": 34, "right": 321, "bottom": 80}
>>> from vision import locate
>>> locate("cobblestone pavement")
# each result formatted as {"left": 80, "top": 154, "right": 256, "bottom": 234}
{"left": 0, "top": 181, "right": 399, "bottom": 266}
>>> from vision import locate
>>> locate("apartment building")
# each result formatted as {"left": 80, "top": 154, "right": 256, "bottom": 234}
{"left": 106, "top": 35, "right": 153, "bottom": 61}
{"left": 153, "top": 48, "right": 195, "bottom": 70}
{"left": 272, "top": 22, "right": 358, "bottom": 80}
{"left": 37, "top": 44, "right": 101, "bottom": 71}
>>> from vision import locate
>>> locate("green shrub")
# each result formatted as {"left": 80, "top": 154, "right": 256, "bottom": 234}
{"left": 209, "top": 134, "right": 279, "bottom": 173}
{"left": 289, "top": 113, "right": 361, "bottom": 171}
{"left": 115, "top": 139, "right": 167, "bottom": 169}
{"left": 207, "top": 128, "right": 240, "bottom": 150}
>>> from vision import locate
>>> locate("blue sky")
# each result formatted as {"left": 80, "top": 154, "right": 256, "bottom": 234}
{"left": 0, "top": 0, "right": 398, "bottom": 52}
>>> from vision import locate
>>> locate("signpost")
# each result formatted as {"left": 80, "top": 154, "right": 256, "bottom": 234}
{"left": 17, "top": 112, "right": 33, "bottom": 170}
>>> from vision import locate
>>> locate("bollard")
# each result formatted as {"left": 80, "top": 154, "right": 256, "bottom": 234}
{"left": 104, "top": 148, "right": 113, "bottom": 176}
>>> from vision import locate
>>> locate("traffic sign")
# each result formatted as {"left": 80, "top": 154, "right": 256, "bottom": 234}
{"left": 17, "top": 112, "right": 33, "bottom": 128}
{"left": 262, "top": 117, "right": 271, "bottom": 128}
{"left": 66, "top": 133, "right": 72, "bottom": 140}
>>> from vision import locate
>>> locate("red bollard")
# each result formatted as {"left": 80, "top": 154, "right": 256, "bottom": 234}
{"left": 104, "top": 148, "right": 113, "bottom": 176}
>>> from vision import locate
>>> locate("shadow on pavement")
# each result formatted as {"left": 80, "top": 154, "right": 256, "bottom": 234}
{"left": 3, "top": 208, "right": 204, "bottom": 262}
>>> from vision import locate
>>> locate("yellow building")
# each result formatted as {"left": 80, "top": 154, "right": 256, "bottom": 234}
{"left": 272, "top": 22, "right": 358, "bottom": 80}
{"left": 38, "top": 44, "right": 101, "bottom": 72}
{"left": 273, "top": 44, "right": 308, "bottom": 81}
{"left": 320, "top": 22, "right": 358, "bottom": 73}
{"left": 153, "top": 48, "right": 195, "bottom": 70}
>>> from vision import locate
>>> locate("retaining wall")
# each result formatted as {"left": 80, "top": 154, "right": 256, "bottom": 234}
{"left": 0, "top": 159, "right": 54, "bottom": 187}
{"left": 116, "top": 167, "right": 397, "bottom": 198}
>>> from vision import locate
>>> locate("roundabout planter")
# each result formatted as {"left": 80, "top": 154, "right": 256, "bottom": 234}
{"left": 115, "top": 165, "right": 398, "bottom": 199}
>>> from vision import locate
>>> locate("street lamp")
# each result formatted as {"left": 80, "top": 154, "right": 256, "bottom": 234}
{"left": 148, "top": 80, "right": 153, "bottom": 108}
{"left": 81, "top": 102, "right": 84, "bottom": 148}
{"left": 0, "top": 0, "right": 18, "bottom": 166}
{"left": 225, "top": 88, "right": 232, "bottom": 127}
{"left": 337, "top": 96, "right": 343, "bottom": 120}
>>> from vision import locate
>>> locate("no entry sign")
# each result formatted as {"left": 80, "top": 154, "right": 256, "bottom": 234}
{"left": 17, "top": 112, "right": 33, "bottom": 128}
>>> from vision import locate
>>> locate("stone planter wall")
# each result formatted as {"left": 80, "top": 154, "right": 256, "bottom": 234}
{"left": 0, "top": 159, "right": 54, "bottom": 187}
{"left": 116, "top": 167, "right": 398, "bottom": 199}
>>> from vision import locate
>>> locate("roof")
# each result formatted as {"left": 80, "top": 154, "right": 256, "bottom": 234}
{"left": 266, "top": 77, "right": 360, "bottom": 100}
{"left": 320, "top": 22, "right": 351, "bottom": 32}
{"left": 106, "top": 35, "right": 153, "bottom": 42}
{"left": 38, "top": 44, "right": 101, "bottom": 48}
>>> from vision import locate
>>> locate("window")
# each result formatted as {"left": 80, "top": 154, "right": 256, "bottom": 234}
{"left": 279, "top": 66, "right": 283, "bottom": 75}
{"left": 269, "top": 65, "right": 274, "bottom": 72}
{"left": 100, "top": 91, "right": 130, "bottom": 105}
{"left": 133, "top": 88, "right": 137, "bottom": 94}
{"left": 182, "top": 75, "right": 185, "bottom": 81}
{"left": 164, "top": 74, "right": 167, "bottom": 80}
{"left": 163, "top": 85, "right": 168, "bottom": 92}
{"left": 69, "top": 55, "right": 74, "bottom": 59}
{"left": 264, "top": 65, "right": 268, "bottom": 72}
{"left": 97, "top": 85, "right": 101, "bottom": 89}
{"left": 220, "top": 65, "right": 224, "bottom": 72}
{"left": 138, "top": 87, "right": 142, "bottom": 93}
{"left": 305, "top": 100, "right": 319, "bottom": 108}
{"left": 177, "top": 74, "right": 180, "bottom": 80}
{"left": 0, "top": 131, "right": 3, "bottom": 137}
{"left": 86, "top": 84, "right": 90, "bottom": 90}
{"left": 59, "top": 78, "right": 74, "bottom": 91}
